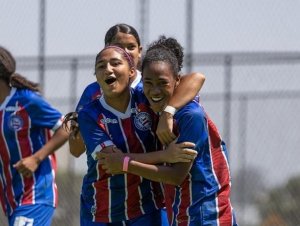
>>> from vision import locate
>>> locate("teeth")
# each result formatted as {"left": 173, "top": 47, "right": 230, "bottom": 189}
{"left": 106, "top": 74, "right": 116, "bottom": 80}
{"left": 151, "top": 97, "right": 162, "bottom": 102}
{"left": 105, "top": 74, "right": 117, "bottom": 84}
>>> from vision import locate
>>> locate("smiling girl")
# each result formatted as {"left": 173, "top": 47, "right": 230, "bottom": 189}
{"left": 99, "top": 37, "right": 238, "bottom": 226}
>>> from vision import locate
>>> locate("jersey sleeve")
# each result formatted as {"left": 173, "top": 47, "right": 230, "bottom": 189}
{"left": 26, "top": 91, "right": 63, "bottom": 131}
{"left": 78, "top": 108, "right": 114, "bottom": 160}
{"left": 176, "top": 105, "right": 208, "bottom": 155}
{"left": 76, "top": 89, "right": 91, "bottom": 112}
{"left": 76, "top": 82, "right": 100, "bottom": 112}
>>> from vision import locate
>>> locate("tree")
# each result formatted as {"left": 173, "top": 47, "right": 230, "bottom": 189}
{"left": 259, "top": 175, "right": 300, "bottom": 226}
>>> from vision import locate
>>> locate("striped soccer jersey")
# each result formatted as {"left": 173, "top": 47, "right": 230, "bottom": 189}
{"left": 0, "top": 88, "right": 63, "bottom": 216}
{"left": 164, "top": 100, "right": 236, "bottom": 226}
{"left": 78, "top": 89, "right": 164, "bottom": 223}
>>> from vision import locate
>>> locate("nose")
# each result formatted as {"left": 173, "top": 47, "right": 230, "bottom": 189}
{"left": 150, "top": 85, "right": 161, "bottom": 96}
{"left": 105, "top": 63, "right": 113, "bottom": 74}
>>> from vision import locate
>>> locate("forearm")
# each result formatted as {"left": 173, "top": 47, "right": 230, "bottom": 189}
{"left": 125, "top": 150, "right": 167, "bottom": 164}
{"left": 169, "top": 72, "right": 205, "bottom": 109}
{"left": 33, "top": 126, "right": 68, "bottom": 162}
{"left": 69, "top": 132, "right": 86, "bottom": 157}
{"left": 128, "top": 160, "right": 183, "bottom": 185}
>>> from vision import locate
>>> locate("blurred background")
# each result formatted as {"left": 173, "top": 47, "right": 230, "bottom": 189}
{"left": 1, "top": 0, "right": 300, "bottom": 225}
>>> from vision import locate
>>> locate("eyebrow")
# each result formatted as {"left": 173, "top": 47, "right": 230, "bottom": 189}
{"left": 97, "top": 57, "right": 122, "bottom": 64}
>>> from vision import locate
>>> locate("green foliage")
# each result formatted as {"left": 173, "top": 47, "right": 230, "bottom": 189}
{"left": 259, "top": 175, "right": 300, "bottom": 226}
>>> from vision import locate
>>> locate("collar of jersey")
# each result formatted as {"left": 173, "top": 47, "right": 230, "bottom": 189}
{"left": 99, "top": 94, "right": 132, "bottom": 119}
{"left": 130, "top": 70, "right": 141, "bottom": 89}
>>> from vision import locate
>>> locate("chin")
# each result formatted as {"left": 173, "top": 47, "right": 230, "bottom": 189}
{"left": 150, "top": 103, "right": 164, "bottom": 113}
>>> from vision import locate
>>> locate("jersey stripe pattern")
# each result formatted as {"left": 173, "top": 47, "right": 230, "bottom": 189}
{"left": 0, "top": 88, "right": 63, "bottom": 216}
{"left": 164, "top": 100, "right": 236, "bottom": 226}
{"left": 78, "top": 88, "right": 164, "bottom": 223}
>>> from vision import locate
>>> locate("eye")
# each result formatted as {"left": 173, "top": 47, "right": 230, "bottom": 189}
{"left": 159, "top": 80, "right": 169, "bottom": 86}
{"left": 95, "top": 63, "right": 106, "bottom": 70}
{"left": 143, "top": 80, "right": 153, "bottom": 86}
{"left": 110, "top": 61, "right": 122, "bottom": 67}
{"left": 127, "top": 45, "right": 136, "bottom": 51}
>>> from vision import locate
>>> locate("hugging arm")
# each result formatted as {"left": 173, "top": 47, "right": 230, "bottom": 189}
{"left": 157, "top": 72, "right": 205, "bottom": 145}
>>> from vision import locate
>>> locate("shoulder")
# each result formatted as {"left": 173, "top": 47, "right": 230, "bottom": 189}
{"left": 15, "top": 88, "right": 44, "bottom": 103}
{"left": 132, "top": 87, "right": 149, "bottom": 106}
{"left": 133, "top": 80, "right": 143, "bottom": 92}
{"left": 85, "top": 81, "right": 99, "bottom": 90}
{"left": 82, "top": 82, "right": 100, "bottom": 95}
{"left": 175, "top": 101, "right": 205, "bottom": 122}
{"left": 78, "top": 98, "right": 100, "bottom": 118}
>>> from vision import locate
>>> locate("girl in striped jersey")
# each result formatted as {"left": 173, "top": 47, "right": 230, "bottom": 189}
{"left": 66, "top": 23, "right": 203, "bottom": 160}
{"left": 76, "top": 45, "right": 204, "bottom": 226}
{"left": 99, "top": 37, "right": 238, "bottom": 226}
{"left": 0, "top": 46, "right": 69, "bottom": 226}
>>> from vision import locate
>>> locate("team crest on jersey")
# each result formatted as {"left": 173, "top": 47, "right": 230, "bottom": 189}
{"left": 8, "top": 115, "right": 24, "bottom": 131}
{"left": 134, "top": 112, "right": 152, "bottom": 131}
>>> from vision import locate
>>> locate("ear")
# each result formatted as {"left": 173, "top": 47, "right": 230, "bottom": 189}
{"left": 138, "top": 46, "right": 143, "bottom": 59}
{"left": 128, "top": 67, "right": 136, "bottom": 80}
{"left": 175, "top": 74, "right": 181, "bottom": 88}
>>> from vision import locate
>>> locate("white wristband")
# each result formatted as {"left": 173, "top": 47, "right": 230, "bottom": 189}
{"left": 163, "top": 105, "right": 177, "bottom": 116}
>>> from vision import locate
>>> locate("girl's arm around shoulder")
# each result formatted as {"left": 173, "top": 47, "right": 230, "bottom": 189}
{"left": 168, "top": 72, "right": 205, "bottom": 109}
{"left": 157, "top": 72, "right": 205, "bottom": 145}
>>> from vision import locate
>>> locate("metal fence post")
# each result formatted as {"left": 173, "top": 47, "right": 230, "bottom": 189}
{"left": 38, "top": 0, "right": 46, "bottom": 93}
{"left": 224, "top": 55, "right": 232, "bottom": 152}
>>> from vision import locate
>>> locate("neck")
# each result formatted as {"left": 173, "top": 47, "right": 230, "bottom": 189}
{"left": 104, "top": 90, "right": 131, "bottom": 113}
{"left": 0, "top": 80, "right": 11, "bottom": 105}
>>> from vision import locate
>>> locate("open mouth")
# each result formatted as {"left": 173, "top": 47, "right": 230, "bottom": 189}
{"left": 105, "top": 77, "right": 117, "bottom": 85}
{"left": 151, "top": 97, "right": 163, "bottom": 103}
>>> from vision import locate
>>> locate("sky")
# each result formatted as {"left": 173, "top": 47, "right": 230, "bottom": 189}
{"left": 1, "top": 0, "right": 300, "bottom": 57}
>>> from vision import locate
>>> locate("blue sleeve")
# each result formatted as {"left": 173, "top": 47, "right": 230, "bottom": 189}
{"left": 76, "top": 82, "right": 100, "bottom": 112}
{"left": 26, "top": 91, "right": 63, "bottom": 131}
{"left": 76, "top": 90, "right": 91, "bottom": 112}
{"left": 176, "top": 107, "right": 208, "bottom": 155}
{"left": 78, "top": 108, "right": 114, "bottom": 160}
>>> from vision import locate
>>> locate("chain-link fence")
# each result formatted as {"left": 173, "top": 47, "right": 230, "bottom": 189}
{"left": 1, "top": 1, "right": 300, "bottom": 225}
{"left": 0, "top": 52, "right": 299, "bottom": 226}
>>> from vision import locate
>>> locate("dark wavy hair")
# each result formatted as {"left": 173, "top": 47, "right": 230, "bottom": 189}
{"left": 0, "top": 46, "right": 40, "bottom": 92}
{"left": 141, "top": 36, "right": 184, "bottom": 77}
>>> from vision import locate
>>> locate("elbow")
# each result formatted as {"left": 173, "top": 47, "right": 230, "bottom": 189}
{"left": 69, "top": 148, "right": 83, "bottom": 158}
{"left": 164, "top": 175, "right": 185, "bottom": 186}
{"left": 196, "top": 72, "right": 206, "bottom": 85}
{"left": 172, "top": 177, "right": 185, "bottom": 186}
{"left": 70, "top": 151, "right": 82, "bottom": 158}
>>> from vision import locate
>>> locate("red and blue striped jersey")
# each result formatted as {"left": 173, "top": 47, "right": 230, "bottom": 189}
{"left": 78, "top": 88, "right": 164, "bottom": 223}
{"left": 0, "top": 88, "right": 63, "bottom": 216}
{"left": 164, "top": 100, "right": 235, "bottom": 226}
{"left": 76, "top": 71, "right": 142, "bottom": 112}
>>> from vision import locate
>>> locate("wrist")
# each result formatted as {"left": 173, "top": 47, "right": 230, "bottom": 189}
{"left": 163, "top": 105, "right": 177, "bottom": 116}
{"left": 32, "top": 155, "right": 42, "bottom": 165}
{"left": 158, "top": 149, "right": 167, "bottom": 162}
{"left": 122, "top": 156, "right": 131, "bottom": 172}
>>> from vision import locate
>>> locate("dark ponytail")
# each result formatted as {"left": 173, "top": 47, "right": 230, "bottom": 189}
{"left": 0, "top": 46, "right": 41, "bottom": 92}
